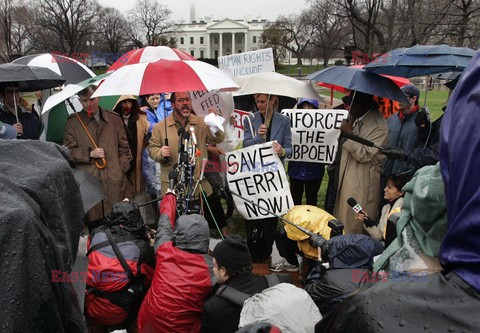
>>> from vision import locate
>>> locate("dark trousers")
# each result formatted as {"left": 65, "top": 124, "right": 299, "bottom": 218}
{"left": 191, "top": 193, "right": 227, "bottom": 230}
{"left": 245, "top": 217, "right": 278, "bottom": 263}
{"left": 324, "top": 166, "right": 337, "bottom": 214}
{"left": 275, "top": 228, "right": 299, "bottom": 265}
{"left": 290, "top": 178, "right": 323, "bottom": 206}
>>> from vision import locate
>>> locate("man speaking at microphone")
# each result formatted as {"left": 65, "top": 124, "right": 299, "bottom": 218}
{"left": 333, "top": 91, "right": 388, "bottom": 234}
{"left": 149, "top": 91, "right": 227, "bottom": 230}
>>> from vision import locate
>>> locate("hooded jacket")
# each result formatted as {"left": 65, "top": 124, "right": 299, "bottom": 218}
{"left": 137, "top": 193, "right": 215, "bottom": 333}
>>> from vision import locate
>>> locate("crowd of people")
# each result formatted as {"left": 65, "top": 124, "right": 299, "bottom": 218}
{"left": 1, "top": 55, "right": 474, "bottom": 332}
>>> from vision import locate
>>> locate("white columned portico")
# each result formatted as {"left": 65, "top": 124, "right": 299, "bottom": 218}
{"left": 232, "top": 32, "right": 236, "bottom": 54}
{"left": 244, "top": 32, "right": 247, "bottom": 52}
{"left": 206, "top": 33, "right": 211, "bottom": 58}
{"left": 219, "top": 33, "right": 223, "bottom": 57}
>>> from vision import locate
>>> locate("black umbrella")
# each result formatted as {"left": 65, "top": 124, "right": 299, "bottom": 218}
{"left": 72, "top": 168, "right": 106, "bottom": 213}
{"left": 307, "top": 66, "right": 409, "bottom": 104}
{"left": 0, "top": 63, "right": 65, "bottom": 91}
{"left": 12, "top": 53, "right": 95, "bottom": 85}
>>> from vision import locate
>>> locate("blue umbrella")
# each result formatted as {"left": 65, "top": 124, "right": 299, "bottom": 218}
{"left": 307, "top": 66, "right": 409, "bottom": 104}
{"left": 364, "top": 44, "right": 476, "bottom": 78}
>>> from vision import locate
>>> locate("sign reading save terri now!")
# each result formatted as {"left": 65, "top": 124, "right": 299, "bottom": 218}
{"left": 218, "top": 48, "right": 275, "bottom": 77}
{"left": 226, "top": 142, "right": 293, "bottom": 220}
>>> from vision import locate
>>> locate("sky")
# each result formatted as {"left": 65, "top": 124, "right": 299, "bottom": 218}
{"left": 98, "top": 0, "right": 307, "bottom": 22}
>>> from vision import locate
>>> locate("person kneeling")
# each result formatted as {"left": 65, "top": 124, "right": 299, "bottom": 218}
{"left": 201, "top": 235, "right": 291, "bottom": 333}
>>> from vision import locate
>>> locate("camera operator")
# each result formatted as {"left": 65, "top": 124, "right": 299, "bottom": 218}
{"left": 304, "top": 234, "right": 384, "bottom": 315}
{"left": 149, "top": 92, "right": 227, "bottom": 231}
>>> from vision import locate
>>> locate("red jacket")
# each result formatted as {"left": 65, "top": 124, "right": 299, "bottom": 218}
{"left": 137, "top": 193, "right": 214, "bottom": 333}
{"left": 85, "top": 226, "right": 155, "bottom": 326}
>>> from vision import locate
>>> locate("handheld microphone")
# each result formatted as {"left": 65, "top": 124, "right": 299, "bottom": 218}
{"left": 347, "top": 197, "right": 378, "bottom": 227}
{"left": 168, "top": 169, "right": 179, "bottom": 191}
{"left": 189, "top": 126, "right": 197, "bottom": 146}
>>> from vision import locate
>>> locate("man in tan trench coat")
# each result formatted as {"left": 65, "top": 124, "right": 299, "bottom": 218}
{"left": 333, "top": 91, "right": 388, "bottom": 234}
{"left": 64, "top": 86, "right": 132, "bottom": 222}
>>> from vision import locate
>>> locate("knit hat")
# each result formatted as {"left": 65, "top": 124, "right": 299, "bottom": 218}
{"left": 213, "top": 234, "right": 252, "bottom": 270}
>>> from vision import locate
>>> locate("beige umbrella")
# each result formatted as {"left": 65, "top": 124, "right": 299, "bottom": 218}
{"left": 232, "top": 71, "right": 324, "bottom": 101}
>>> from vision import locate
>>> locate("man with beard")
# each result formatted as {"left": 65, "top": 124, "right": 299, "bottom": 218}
{"left": 149, "top": 92, "right": 227, "bottom": 231}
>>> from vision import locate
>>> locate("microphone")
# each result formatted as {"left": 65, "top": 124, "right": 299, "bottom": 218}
{"left": 342, "top": 132, "right": 375, "bottom": 147}
{"left": 168, "top": 169, "right": 178, "bottom": 191}
{"left": 191, "top": 157, "right": 208, "bottom": 196}
{"left": 347, "top": 197, "right": 378, "bottom": 227}
{"left": 177, "top": 128, "right": 186, "bottom": 164}
{"left": 189, "top": 126, "right": 197, "bottom": 146}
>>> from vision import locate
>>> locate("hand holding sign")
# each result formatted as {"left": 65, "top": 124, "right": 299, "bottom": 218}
{"left": 272, "top": 141, "right": 284, "bottom": 156}
{"left": 226, "top": 142, "right": 293, "bottom": 220}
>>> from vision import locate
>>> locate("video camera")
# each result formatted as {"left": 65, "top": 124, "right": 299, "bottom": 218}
{"left": 308, "top": 219, "right": 344, "bottom": 262}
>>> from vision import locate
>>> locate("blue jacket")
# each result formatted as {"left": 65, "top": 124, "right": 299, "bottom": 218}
{"left": 288, "top": 161, "right": 325, "bottom": 181}
{"left": 243, "top": 111, "right": 292, "bottom": 162}
{"left": 145, "top": 95, "right": 172, "bottom": 137}
{"left": 382, "top": 111, "right": 419, "bottom": 176}
{"left": 440, "top": 49, "right": 480, "bottom": 292}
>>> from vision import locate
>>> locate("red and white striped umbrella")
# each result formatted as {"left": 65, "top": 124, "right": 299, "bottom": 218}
{"left": 92, "top": 59, "right": 239, "bottom": 98}
{"left": 108, "top": 46, "right": 195, "bottom": 72}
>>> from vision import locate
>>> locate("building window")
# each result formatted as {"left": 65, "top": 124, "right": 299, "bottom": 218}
{"left": 190, "top": 37, "right": 194, "bottom": 44}
{"left": 190, "top": 50, "right": 195, "bottom": 57}
{"left": 253, "top": 36, "right": 257, "bottom": 43}
{"left": 200, "top": 37, "right": 204, "bottom": 44}
{"left": 180, "top": 37, "right": 184, "bottom": 45}
{"left": 238, "top": 50, "right": 242, "bottom": 54}
{"left": 200, "top": 50, "right": 205, "bottom": 58}
{"left": 215, "top": 50, "right": 219, "bottom": 58}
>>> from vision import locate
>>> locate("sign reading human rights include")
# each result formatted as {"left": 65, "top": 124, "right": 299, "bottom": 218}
{"left": 218, "top": 48, "right": 275, "bottom": 77}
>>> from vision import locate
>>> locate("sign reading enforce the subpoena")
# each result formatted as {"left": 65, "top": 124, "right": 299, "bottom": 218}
{"left": 218, "top": 48, "right": 275, "bottom": 77}
{"left": 281, "top": 109, "right": 349, "bottom": 164}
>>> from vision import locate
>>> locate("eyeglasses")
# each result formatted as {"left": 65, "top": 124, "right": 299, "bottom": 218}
{"left": 176, "top": 98, "right": 191, "bottom": 103}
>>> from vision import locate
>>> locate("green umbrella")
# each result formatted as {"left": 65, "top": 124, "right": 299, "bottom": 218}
{"left": 41, "top": 73, "right": 111, "bottom": 143}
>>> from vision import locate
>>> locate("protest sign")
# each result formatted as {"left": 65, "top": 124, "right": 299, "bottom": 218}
{"left": 226, "top": 142, "right": 293, "bottom": 220}
{"left": 281, "top": 109, "right": 349, "bottom": 164}
{"left": 188, "top": 91, "right": 233, "bottom": 118}
{"left": 218, "top": 48, "right": 275, "bottom": 77}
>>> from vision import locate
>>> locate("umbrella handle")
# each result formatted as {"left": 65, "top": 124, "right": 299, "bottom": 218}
{"left": 95, "top": 158, "right": 107, "bottom": 170}
{"left": 74, "top": 112, "right": 108, "bottom": 170}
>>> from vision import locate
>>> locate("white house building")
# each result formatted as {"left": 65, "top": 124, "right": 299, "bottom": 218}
{"left": 176, "top": 17, "right": 270, "bottom": 59}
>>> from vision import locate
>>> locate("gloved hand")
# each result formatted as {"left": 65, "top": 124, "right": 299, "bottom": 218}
{"left": 381, "top": 146, "right": 406, "bottom": 161}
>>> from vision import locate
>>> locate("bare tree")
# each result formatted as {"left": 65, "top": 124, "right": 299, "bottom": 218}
{"left": 260, "top": 23, "right": 287, "bottom": 66}
{"left": 31, "top": 0, "right": 99, "bottom": 54}
{"left": 98, "top": 7, "right": 129, "bottom": 54}
{"left": 265, "top": 13, "right": 315, "bottom": 65}
{"left": 128, "top": 0, "right": 176, "bottom": 46}
{"left": 307, "top": 0, "right": 347, "bottom": 67}
{"left": 0, "top": 0, "right": 35, "bottom": 62}
{"left": 444, "top": 0, "right": 480, "bottom": 47}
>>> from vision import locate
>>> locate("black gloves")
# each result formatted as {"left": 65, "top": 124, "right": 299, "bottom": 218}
{"left": 381, "top": 146, "right": 406, "bottom": 161}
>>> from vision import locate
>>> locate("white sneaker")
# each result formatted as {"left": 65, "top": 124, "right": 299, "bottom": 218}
{"left": 269, "top": 259, "right": 299, "bottom": 272}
